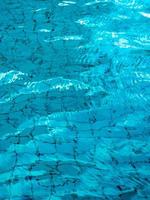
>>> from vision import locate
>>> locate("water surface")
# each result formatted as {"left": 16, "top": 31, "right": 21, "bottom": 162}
{"left": 0, "top": 0, "right": 150, "bottom": 199}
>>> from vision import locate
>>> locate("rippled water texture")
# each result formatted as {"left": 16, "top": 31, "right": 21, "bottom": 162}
{"left": 0, "top": 0, "right": 150, "bottom": 199}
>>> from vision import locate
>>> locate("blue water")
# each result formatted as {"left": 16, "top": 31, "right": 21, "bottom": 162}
{"left": 0, "top": 0, "right": 150, "bottom": 199}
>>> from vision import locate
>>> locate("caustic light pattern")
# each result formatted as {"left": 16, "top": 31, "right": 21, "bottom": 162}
{"left": 0, "top": 0, "right": 150, "bottom": 199}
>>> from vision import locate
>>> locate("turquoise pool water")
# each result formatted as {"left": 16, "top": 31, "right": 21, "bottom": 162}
{"left": 0, "top": 0, "right": 150, "bottom": 199}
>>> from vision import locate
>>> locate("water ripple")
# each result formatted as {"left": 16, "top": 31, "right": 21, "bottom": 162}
{"left": 0, "top": 0, "right": 149, "bottom": 199}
